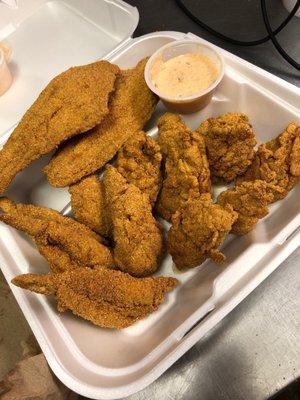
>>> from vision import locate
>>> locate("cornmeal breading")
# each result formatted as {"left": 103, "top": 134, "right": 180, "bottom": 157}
{"left": 116, "top": 131, "right": 162, "bottom": 207}
{"left": 168, "top": 194, "right": 237, "bottom": 270}
{"left": 237, "top": 122, "right": 300, "bottom": 201}
{"left": 197, "top": 112, "right": 257, "bottom": 182}
{"left": 44, "top": 59, "right": 158, "bottom": 187}
{"left": 69, "top": 175, "right": 110, "bottom": 237}
{"left": 156, "top": 113, "right": 211, "bottom": 221}
{"left": 0, "top": 198, "right": 113, "bottom": 272}
{"left": 104, "top": 166, "right": 163, "bottom": 277}
{"left": 217, "top": 180, "right": 274, "bottom": 235}
{"left": 12, "top": 269, "right": 178, "bottom": 329}
{"left": 0, "top": 61, "right": 119, "bottom": 194}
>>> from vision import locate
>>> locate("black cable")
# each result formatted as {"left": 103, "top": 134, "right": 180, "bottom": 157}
{"left": 261, "top": 0, "right": 300, "bottom": 70}
{"left": 175, "top": 0, "right": 300, "bottom": 70}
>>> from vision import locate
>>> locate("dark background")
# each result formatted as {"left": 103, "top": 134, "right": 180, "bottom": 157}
{"left": 126, "top": 0, "right": 300, "bottom": 85}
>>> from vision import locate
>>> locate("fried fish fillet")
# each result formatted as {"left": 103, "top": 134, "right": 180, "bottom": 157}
{"left": 197, "top": 113, "right": 257, "bottom": 182}
{"left": 104, "top": 166, "right": 164, "bottom": 277}
{"left": 69, "top": 175, "right": 110, "bottom": 237}
{"left": 168, "top": 194, "right": 238, "bottom": 270}
{"left": 44, "top": 58, "right": 158, "bottom": 187}
{"left": 0, "top": 61, "right": 120, "bottom": 194}
{"left": 12, "top": 269, "right": 179, "bottom": 329}
{"left": 237, "top": 123, "right": 300, "bottom": 201}
{"left": 116, "top": 131, "right": 162, "bottom": 207}
{"left": 156, "top": 113, "right": 211, "bottom": 221}
{"left": 217, "top": 180, "right": 274, "bottom": 235}
{"left": 0, "top": 198, "right": 113, "bottom": 272}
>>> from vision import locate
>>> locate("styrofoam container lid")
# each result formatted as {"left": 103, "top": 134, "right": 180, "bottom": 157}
{"left": 0, "top": 0, "right": 139, "bottom": 136}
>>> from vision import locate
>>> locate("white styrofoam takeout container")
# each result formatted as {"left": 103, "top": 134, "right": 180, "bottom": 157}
{"left": 0, "top": 1, "right": 300, "bottom": 399}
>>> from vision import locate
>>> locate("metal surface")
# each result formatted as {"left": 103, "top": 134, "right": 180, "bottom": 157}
{"left": 122, "top": 1, "right": 300, "bottom": 399}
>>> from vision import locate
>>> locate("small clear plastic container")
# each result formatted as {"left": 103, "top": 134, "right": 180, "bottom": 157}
{"left": 145, "top": 39, "right": 225, "bottom": 114}
{"left": 0, "top": 46, "right": 12, "bottom": 96}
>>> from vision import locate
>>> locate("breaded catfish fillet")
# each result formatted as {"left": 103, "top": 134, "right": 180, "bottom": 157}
{"left": 217, "top": 180, "right": 274, "bottom": 235}
{"left": 197, "top": 113, "right": 257, "bottom": 182}
{"left": 44, "top": 58, "right": 158, "bottom": 187}
{"left": 0, "top": 198, "right": 113, "bottom": 272}
{"left": 69, "top": 175, "right": 110, "bottom": 237}
{"left": 12, "top": 269, "right": 179, "bottom": 329}
{"left": 116, "top": 131, "right": 162, "bottom": 206}
{"left": 104, "top": 166, "right": 164, "bottom": 277}
{"left": 156, "top": 113, "right": 211, "bottom": 221}
{"left": 0, "top": 61, "right": 119, "bottom": 194}
{"left": 168, "top": 194, "right": 237, "bottom": 270}
{"left": 237, "top": 123, "right": 300, "bottom": 201}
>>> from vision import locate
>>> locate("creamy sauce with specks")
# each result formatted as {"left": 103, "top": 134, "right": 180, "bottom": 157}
{"left": 150, "top": 52, "right": 219, "bottom": 98}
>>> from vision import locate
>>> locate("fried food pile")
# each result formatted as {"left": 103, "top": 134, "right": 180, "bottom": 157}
{"left": 0, "top": 54, "right": 299, "bottom": 329}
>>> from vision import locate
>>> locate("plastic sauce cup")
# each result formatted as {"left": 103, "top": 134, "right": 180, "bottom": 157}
{"left": 145, "top": 40, "right": 225, "bottom": 114}
{"left": 0, "top": 47, "right": 12, "bottom": 96}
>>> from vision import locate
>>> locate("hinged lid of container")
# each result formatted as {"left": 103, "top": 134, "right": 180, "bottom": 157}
{"left": 0, "top": 0, "right": 139, "bottom": 135}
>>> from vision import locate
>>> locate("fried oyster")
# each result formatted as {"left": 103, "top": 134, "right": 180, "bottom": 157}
{"left": 168, "top": 194, "right": 238, "bottom": 270}
{"left": 116, "top": 131, "right": 162, "bottom": 207}
{"left": 12, "top": 269, "right": 178, "bottom": 329}
{"left": 197, "top": 112, "right": 257, "bottom": 182}
{"left": 0, "top": 61, "right": 119, "bottom": 194}
{"left": 104, "top": 166, "right": 163, "bottom": 277}
{"left": 156, "top": 113, "right": 211, "bottom": 221}
{"left": 0, "top": 198, "right": 113, "bottom": 272}
{"left": 237, "top": 122, "right": 300, "bottom": 201}
{"left": 217, "top": 180, "right": 274, "bottom": 235}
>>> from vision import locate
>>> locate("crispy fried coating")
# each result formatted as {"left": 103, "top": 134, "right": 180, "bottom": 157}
{"left": 44, "top": 58, "right": 158, "bottom": 187}
{"left": 104, "top": 166, "right": 163, "bottom": 277}
{"left": 237, "top": 123, "right": 300, "bottom": 201}
{"left": 116, "top": 131, "right": 162, "bottom": 206}
{"left": 156, "top": 113, "right": 211, "bottom": 221}
{"left": 217, "top": 180, "right": 274, "bottom": 235}
{"left": 0, "top": 198, "right": 113, "bottom": 272}
{"left": 0, "top": 61, "right": 119, "bottom": 194}
{"left": 12, "top": 269, "right": 178, "bottom": 329}
{"left": 69, "top": 175, "right": 110, "bottom": 237}
{"left": 197, "top": 113, "right": 257, "bottom": 182}
{"left": 168, "top": 194, "right": 238, "bottom": 270}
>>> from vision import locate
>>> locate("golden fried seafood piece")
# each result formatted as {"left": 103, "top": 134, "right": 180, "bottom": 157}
{"left": 0, "top": 61, "right": 120, "bottom": 194}
{"left": 0, "top": 198, "right": 114, "bottom": 272}
{"left": 237, "top": 123, "right": 300, "bottom": 201}
{"left": 69, "top": 175, "right": 110, "bottom": 237}
{"left": 44, "top": 58, "right": 158, "bottom": 187}
{"left": 168, "top": 194, "right": 238, "bottom": 270}
{"left": 12, "top": 269, "right": 179, "bottom": 329}
{"left": 116, "top": 131, "right": 162, "bottom": 207}
{"left": 156, "top": 113, "right": 211, "bottom": 221}
{"left": 217, "top": 180, "right": 274, "bottom": 235}
{"left": 197, "top": 112, "right": 257, "bottom": 182}
{"left": 103, "top": 166, "right": 164, "bottom": 277}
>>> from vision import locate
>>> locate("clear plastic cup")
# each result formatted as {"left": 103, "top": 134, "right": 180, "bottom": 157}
{"left": 0, "top": 47, "right": 12, "bottom": 96}
{"left": 145, "top": 39, "right": 225, "bottom": 114}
